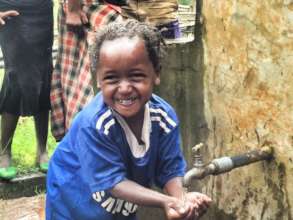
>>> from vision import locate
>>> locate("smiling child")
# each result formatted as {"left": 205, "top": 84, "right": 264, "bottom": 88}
{"left": 46, "top": 19, "right": 211, "bottom": 220}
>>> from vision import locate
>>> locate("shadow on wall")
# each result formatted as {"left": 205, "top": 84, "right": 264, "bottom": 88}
{"left": 155, "top": 0, "right": 208, "bottom": 172}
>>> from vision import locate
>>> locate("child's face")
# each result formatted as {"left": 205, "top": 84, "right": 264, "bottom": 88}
{"left": 97, "top": 36, "right": 160, "bottom": 122}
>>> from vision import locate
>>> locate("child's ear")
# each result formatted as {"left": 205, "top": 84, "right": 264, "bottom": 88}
{"left": 96, "top": 73, "right": 101, "bottom": 88}
{"left": 155, "top": 76, "right": 160, "bottom": 85}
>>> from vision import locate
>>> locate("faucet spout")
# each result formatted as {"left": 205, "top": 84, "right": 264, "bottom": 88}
{"left": 183, "top": 168, "right": 203, "bottom": 187}
{"left": 182, "top": 163, "right": 217, "bottom": 187}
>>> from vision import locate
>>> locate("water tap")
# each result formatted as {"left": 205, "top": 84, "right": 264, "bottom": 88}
{"left": 183, "top": 144, "right": 274, "bottom": 187}
{"left": 192, "top": 143, "right": 205, "bottom": 168}
{"left": 183, "top": 143, "right": 208, "bottom": 187}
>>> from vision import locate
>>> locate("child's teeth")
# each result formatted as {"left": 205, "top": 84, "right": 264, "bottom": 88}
{"left": 119, "top": 99, "right": 133, "bottom": 105}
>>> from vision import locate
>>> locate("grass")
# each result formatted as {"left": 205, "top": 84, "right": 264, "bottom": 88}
{"left": 0, "top": 1, "right": 59, "bottom": 174}
{"left": 12, "top": 118, "right": 57, "bottom": 175}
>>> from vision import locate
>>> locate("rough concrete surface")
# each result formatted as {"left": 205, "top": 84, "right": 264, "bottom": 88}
{"left": 201, "top": 0, "right": 293, "bottom": 219}
{"left": 155, "top": 1, "right": 293, "bottom": 219}
{"left": 0, "top": 195, "right": 45, "bottom": 220}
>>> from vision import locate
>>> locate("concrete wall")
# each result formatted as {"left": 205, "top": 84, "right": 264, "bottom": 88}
{"left": 139, "top": 1, "right": 293, "bottom": 219}
{"left": 201, "top": 1, "right": 293, "bottom": 219}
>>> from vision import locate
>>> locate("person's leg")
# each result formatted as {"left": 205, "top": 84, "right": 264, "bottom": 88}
{"left": 34, "top": 110, "right": 49, "bottom": 171}
{"left": 0, "top": 112, "right": 19, "bottom": 179}
{"left": 0, "top": 112, "right": 19, "bottom": 167}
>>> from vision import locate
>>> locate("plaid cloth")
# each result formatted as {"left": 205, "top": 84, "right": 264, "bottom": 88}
{"left": 59, "top": 0, "right": 100, "bottom": 5}
{"left": 50, "top": 3, "right": 122, "bottom": 141}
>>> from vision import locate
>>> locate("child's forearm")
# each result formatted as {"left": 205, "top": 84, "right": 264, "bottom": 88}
{"left": 110, "top": 179, "right": 176, "bottom": 208}
{"left": 163, "top": 177, "right": 185, "bottom": 199}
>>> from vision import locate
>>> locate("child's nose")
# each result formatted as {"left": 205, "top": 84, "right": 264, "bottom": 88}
{"left": 118, "top": 80, "right": 132, "bottom": 93}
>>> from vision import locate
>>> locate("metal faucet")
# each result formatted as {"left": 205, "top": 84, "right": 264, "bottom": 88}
{"left": 183, "top": 143, "right": 274, "bottom": 187}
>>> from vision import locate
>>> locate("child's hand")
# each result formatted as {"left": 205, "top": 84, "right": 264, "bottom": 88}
{"left": 164, "top": 198, "right": 197, "bottom": 220}
{"left": 0, "top": 10, "right": 19, "bottom": 26}
{"left": 185, "top": 192, "right": 212, "bottom": 218}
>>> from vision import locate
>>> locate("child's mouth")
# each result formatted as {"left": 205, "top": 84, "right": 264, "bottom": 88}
{"left": 116, "top": 97, "right": 137, "bottom": 106}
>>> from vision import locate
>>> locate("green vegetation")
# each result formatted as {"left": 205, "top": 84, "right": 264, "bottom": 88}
{"left": 11, "top": 117, "right": 57, "bottom": 175}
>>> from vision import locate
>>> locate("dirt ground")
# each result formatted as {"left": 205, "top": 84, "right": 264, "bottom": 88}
{"left": 0, "top": 194, "right": 45, "bottom": 220}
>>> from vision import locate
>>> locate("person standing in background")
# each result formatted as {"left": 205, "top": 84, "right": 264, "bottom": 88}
{"left": 50, "top": 0, "right": 122, "bottom": 141}
{"left": 121, "top": 0, "right": 181, "bottom": 39}
{"left": 0, "top": 0, "right": 53, "bottom": 179}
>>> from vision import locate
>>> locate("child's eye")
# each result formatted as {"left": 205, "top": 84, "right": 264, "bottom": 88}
{"left": 103, "top": 75, "right": 119, "bottom": 83}
{"left": 130, "top": 73, "right": 146, "bottom": 81}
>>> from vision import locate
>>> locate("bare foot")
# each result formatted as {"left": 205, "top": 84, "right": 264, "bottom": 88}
{"left": 0, "top": 154, "right": 11, "bottom": 168}
{"left": 0, "top": 154, "right": 17, "bottom": 179}
{"left": 38, "top": 151, "right": 49, "bottom": 165}
{"left": 38, "top": 151, "right": 49, "bottom": 173}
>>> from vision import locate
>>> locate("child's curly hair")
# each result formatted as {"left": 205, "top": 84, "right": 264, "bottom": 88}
{"left": 90, "top": 19, "right": 166, "bottom": 76}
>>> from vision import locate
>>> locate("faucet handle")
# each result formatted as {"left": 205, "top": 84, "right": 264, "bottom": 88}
{"left": 192, "top": 143, "right": 204, "bottom": 155}
{"left": 192, "top": 143, "right": 205, "bottom": 167}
